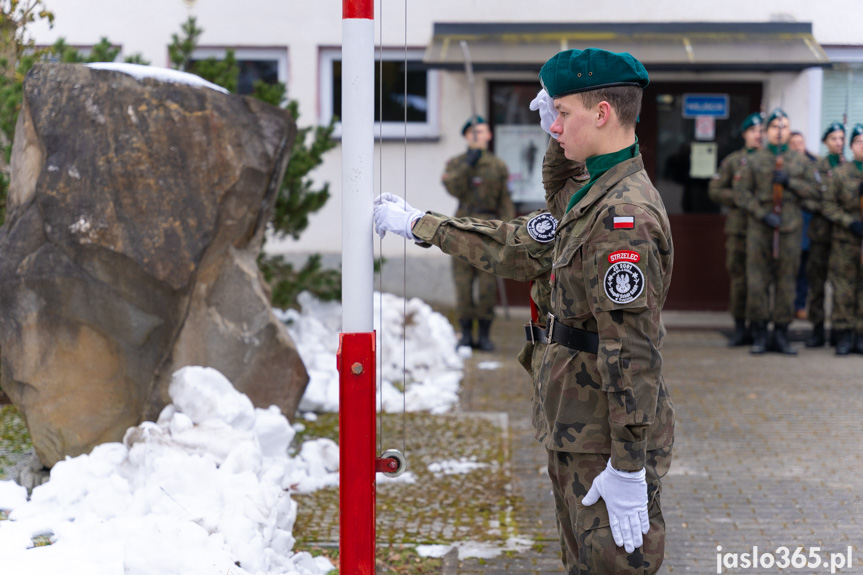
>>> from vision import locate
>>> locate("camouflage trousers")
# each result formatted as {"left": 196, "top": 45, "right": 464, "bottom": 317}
{"left": 806, "top": 240, "right": 831, "bottom": 324}
{"left": 452, "top": 257, "right": 497, "bottom": 320}
{"left": 547, "top": 447, "right": 672, "bottom": 575}
{"left": 827, "top": 240, "right": 863, "bottom": 332}
{"left": 725, "top": 233, "right": 747, "bottom": 319}
{"left": 746, "top": 224, "right": 802, "bottom": 325}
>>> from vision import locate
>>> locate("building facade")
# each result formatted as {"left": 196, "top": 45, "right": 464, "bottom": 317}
{"left": 28, "top": 0, "right": 863, "bottom": 309}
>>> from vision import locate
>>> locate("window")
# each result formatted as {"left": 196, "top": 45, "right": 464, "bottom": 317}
{"left": 319, "top": 47, "right": 439, "bottom": 139}
{"left": 190, "top": 47, "right": 288, "bottom": 97}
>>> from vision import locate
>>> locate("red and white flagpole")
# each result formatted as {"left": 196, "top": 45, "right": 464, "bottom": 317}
{"left": 339, "top": 0, "right": 376, "bottom": 573}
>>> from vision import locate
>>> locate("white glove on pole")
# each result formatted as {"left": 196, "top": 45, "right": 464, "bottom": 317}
{"left": 373, "top": 193, "right": 424, "bottom": 241}
{"left": 529, "top": 89, "right": 559, "bottom": 139}
{"left": 581, "top": 458, "right": 650, "bottom": 553}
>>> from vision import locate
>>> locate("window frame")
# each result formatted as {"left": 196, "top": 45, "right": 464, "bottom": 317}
{"left": 190, "top": 46, "right": 289, "bottom": 96}
{"left": 319, "top": 46, "right": 440, "bottom": 140}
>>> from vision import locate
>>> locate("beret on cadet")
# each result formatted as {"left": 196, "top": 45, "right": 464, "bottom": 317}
{"left": 462, "top": 115, "right": 487, "bottom": 135}
{"left": 822, "top": 121, "right": 845, "bottom": 141}
{"left": 766, "top": 108, "right": 788, "bottom": 127}
{"left": 851, "top": 124, "right": 863, "bottom": 145}
{"left": 739, "top": 112, "right": 763, "bottom": 132}
{"left": 539, "top": 48, "right": 649, "bottom": 99}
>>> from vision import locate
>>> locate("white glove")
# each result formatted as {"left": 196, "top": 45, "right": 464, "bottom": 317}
{"left": 581, "top": 459, "right": 649, "bottom": 553}
{"left": 529, "top": 89, "right": 558, "bottom": 139}
{"left": 373, "top": 193, "right": 424, "bottom": 240}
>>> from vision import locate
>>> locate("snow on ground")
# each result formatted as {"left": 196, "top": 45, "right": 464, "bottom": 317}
{"left": 416, "top": 537, "right": 534, "bottom": 560}
{"left": 0, "top": 367, "right": 333, "bottom": 575}
{"left": 0, "top": 293, "right": 487, "bottom": 572}
{"left": 86, "top": 63, "right": 230, "bottom": 93}
{"left": 275, "top": 291, "right": 464, "bottom": 415}
{"left": 426, "top": 457, "right": 492, "bottom": 476}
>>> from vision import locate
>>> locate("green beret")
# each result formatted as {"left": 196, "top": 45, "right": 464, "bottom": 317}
{"left": 461, "top": 115, "right": 486, "bottom": 135}
{"left": 822, "top": 121, "right": 845, "bottom": 141}
{"left": 850, "top": 124, "right": 863, "bottom": 145}
{"left": 539, "top": 48, "right": 649, "bottom": 99}
{"left": 740, "top": 112, "right": 763, "bottom": 132}
{"left": 766, "top": 108, "right": 788, "bottom": 127}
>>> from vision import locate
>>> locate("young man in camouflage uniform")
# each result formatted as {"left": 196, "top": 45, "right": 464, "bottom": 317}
{"left": 804, "top": 122, "right": 845, "bottom": 347}
{"left": 822, "top": 124, "right": 863, "bottom": 355}
{"left": 708, "top": 112, "right": 763, "bottom": 346}
{"left": 533, "top": 48, "right": 675, "bottom": 575}
{"left": 442, "top": 117, "right": 515, "bottom": 351}
{"left": 373, "top": 198, "right": 558, "bottom": 435}
{"left": 733, "top": 109, "right": 819, "bottom": 355}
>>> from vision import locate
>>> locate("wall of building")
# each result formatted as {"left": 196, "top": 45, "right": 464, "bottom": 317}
{"left": 25, "top": 0, "right": 863, "bottom": 306}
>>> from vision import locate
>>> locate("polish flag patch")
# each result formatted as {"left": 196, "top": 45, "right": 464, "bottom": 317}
{"left": 613, "top": 216, "right": 635, "bottom": 229}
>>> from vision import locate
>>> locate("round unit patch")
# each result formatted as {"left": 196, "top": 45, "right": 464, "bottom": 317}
{"left": 603, "top": 261, "right": 645, "bottom": 304}
{"left": 526, "top": 213, "right": 558, "bottom": 243}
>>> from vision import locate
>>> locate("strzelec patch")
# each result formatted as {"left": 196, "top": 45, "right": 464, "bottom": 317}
{"left": 526, "top": 213, "right": 558, "bottom": 243}
{"left": 603, "top": 251, "right": 644, "bottom": 304}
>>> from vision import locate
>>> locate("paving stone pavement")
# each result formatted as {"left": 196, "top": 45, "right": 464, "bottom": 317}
{"left": 449, "top": 311, "right": 863, "bottom": 575}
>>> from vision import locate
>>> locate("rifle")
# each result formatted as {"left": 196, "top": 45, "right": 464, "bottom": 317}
{"left": 772, "top": 155, "right": 783, "bottom": 259}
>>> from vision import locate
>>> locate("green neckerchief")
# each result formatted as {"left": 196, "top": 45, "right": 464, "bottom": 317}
{"left": 855, "top": 160, "right": 862, "bottom": 172}
{"left": 746, "top": 147, "right": 758, "bottom": 154}
{"left": 767, "top": 143, "right": 788, "bottom": 155}
{"left": 829, "top": 153, "right": 842, "bottom": 168}
{"left": 565, "top": 140, "right": 640, "bottom": 215}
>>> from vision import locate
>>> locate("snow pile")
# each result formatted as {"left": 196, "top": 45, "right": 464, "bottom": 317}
{"left": 86, "top": 62, "right": 230, "bottom": 94}
{"left": 0, "top": 366, "right": 333, "bottom": 575}
{"left": 276, "top": 291, "right": 463, "bottom": 414}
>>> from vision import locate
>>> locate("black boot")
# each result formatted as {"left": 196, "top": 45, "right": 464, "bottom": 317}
{"left": 805, "top": 323, "right": 825, "bottom": 347}
{"left": 835, "top": 330, "right": 853, "bottom": 356}
{"left": 457, "top": 319, "right": 474, "bottom": 349}
{"left": 728, "top": 318, "right": 748, "bottom": 347}
{"left": 772, "top": 324, "right": 797, "bottom": 355}
{"left": 750, "top": 321, "right": 768, "bottom": 355}
{"left": 477, "top": 319, "right": 495, "bottom": 352}
{"left": 829, "top": 328, "right": 838, "bottom": 347}
{"left": 855, "top": 333, "right": 863, "bottom": 355}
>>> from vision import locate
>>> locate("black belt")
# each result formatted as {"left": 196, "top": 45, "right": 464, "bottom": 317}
{"left": 547, "top": 314, "right": 599, "bottom": 354}
{"left": 524, "top": 324, "right": 547, "bottom": 344}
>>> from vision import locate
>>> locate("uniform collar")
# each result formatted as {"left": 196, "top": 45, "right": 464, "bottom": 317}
{"left": 560, "top": 155, "right": 645, "bottom": 227}
{"left": 564, "top": 140, "right": 639, "bottom": 215}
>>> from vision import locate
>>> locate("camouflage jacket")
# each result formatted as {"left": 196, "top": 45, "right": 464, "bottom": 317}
{"left": 809, "top": 155, "right": 842, "bottom": 244}
{"left": 708, "top": 147, "right": 751, "bottom": 235}
{"left": 538, "top": 139, "right": 675, "bottom": 472}
{"left": 412, "top": 209, "right": 559, "bottom": 438}
{"left": 732, "top": 147, "right": 819, "bottom": 233}
{"left": 823, "top": 161, "right": 863, "bottom": 245}
{"left": 442, "top": 150, "right": 515, "bottom": 221}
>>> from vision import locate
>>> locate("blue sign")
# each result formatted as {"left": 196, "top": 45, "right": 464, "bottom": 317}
{"left": 682, "top": 94, "right": 729, "bottom": 119}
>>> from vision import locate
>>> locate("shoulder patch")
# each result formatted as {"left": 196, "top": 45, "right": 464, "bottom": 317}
{"left": 526, "top": 213, "right": 558, "bottom": 243}
{"left": 604, "top": 258, "right": 645, "bottom": 304}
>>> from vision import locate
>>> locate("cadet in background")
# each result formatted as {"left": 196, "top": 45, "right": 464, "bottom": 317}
{"left": 822, "top": 124, "right": 863, "bottom": 355}
{"left": 441, "top": 117, "right": 515, "bottom": 351}
{"left": 708, "top": 112, "right": 763, "bottom": 346}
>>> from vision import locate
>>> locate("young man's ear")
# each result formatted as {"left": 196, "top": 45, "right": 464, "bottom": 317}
{"left": 596, "top": 101, "right": 612, "bottom": 128}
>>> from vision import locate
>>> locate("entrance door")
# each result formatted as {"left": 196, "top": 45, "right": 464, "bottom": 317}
{"left": 639, "top": 82, "right": 763, "bottom": 310}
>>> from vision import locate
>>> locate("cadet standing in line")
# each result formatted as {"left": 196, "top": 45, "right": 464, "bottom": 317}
{"left": 708, "top": 112, "right": 763, "bottom": 346}
{"left": 822, "top": 123, "right": 863, "bottom": 355}
{"left": 733, "top": 109, "right": 819, "bottom": 355}
{"left": 804, "top": 122, "right": 846, "bottom": 347}
{"left": 534, "top": 48, "right": 675, "bottom": 574}
{"left": 788, "top": 131, "right": 818, "bottom": 323}
{"left": 442, "top": 117, "right": 515, "bottom": 351}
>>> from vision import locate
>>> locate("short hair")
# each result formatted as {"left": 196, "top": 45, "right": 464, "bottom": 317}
{"left": 575, "top": 85, "right": 643, "bottom": 128}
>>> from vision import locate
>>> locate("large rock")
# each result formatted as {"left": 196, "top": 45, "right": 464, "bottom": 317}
{"left": 0, "top": 63, "right": 309, "bottom": 467}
